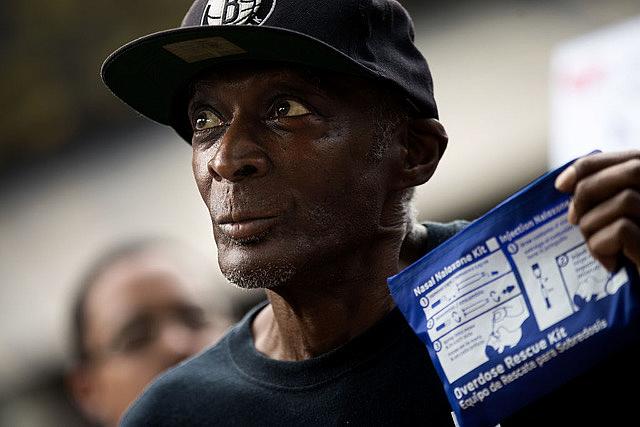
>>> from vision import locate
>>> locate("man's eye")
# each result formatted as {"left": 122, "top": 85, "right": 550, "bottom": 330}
{"left": 272, "top": 100, "right": 311, "bottom": 118}
{"left": 193, "top": 109, "right": 223, "bottom": 131}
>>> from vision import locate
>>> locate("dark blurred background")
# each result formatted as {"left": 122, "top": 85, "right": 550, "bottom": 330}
{"left": 1, "top": 0, "right": 639, "bottom": 425}
{"left": 0, "top": 1, "right": 192, "bottom": 173}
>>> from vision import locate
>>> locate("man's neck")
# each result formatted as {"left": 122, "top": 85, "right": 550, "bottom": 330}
{"left": 251, "top": 241, "right": 399, "bottom": 361}
{"left": 399, "top": 222, "right": 429, "bottom": 270}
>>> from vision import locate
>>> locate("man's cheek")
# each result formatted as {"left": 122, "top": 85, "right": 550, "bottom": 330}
{"left": 192, "top": 157, "right": 211, "bottom": 199}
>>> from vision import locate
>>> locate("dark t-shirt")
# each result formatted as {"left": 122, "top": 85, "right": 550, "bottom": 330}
{"left": 122, "top": 302, "right": 454, "bottom": 426}
{"left": 122, "top": 221, "right": 639, "bottom": 426}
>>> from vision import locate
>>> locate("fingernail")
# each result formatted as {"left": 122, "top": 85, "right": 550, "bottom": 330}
{"left": 555, "top": 166, "right": 576, "bottom": 191}
{"left": 567, "top": 201, "right": 577, "bottom": 224}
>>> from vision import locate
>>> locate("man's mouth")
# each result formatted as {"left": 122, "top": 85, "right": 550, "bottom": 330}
{"left": 216, "top": 215, "right": 280, "bottom": 241}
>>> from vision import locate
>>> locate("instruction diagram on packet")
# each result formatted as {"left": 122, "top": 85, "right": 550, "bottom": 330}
{"left": 421, "top": 204, "right": 631, "bottom": 384}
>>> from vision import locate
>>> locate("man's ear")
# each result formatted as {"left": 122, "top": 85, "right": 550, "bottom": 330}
{"left": 393, "top": 118, "right": 448, "bottom": 190}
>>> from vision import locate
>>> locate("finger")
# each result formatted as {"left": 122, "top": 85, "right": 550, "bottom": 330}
{"left": 587, "top": 218, "right": 640, "bottom": 272}
{"left": 555, "top": 150, "right": 640, "bottom": 193}
{"left": 569, "top": 158, "right": 640, "bottom": 224}
{"left": 578, "top": 189, "right": 640, "bottom": 239}
{"left": 555, "top": 166, "right": 578, "bottom": 194}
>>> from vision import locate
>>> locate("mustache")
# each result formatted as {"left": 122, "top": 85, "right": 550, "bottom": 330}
{"left": 209, "top": 187, "right": 288, "bottom": 221}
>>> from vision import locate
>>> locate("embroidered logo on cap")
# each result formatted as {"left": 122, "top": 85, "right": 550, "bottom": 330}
{"left": 201, "top": 0, "right": 276, "bottom": 26}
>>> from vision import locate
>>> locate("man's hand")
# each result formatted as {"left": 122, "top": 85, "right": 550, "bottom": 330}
{"left": 555, "top": 150, "right": 640, "bottom": 275}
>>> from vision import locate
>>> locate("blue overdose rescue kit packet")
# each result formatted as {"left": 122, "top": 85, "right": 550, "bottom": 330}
{"left": 388, "top": 156, "right": 640, "bottom": 427}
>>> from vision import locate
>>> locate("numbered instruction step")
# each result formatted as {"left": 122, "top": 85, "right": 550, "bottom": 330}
{"left": 423, "top": 250, "right": 530, "bottom": 382}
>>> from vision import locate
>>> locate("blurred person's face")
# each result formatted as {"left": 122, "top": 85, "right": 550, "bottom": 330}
{"left": 69, "top": 252, "right": 230, "bottom": 427}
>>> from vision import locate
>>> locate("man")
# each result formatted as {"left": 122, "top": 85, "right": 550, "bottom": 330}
{"left": 101, "top": 0, "right": 640, "bottom": 425}
{"left": 67, "top": 239, "right": 236, "bottom": 426}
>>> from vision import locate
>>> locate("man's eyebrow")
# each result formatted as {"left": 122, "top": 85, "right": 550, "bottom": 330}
{"left": 289, "top": 69, "right": 324, "bottom": 91}
{"left": 187, "top": 73, "right": 332, "bottom": 112}
{"left": 188, "top": 82, "right": 217, "bottom": 107}
{"left": 186, "top": 77, "right": 224, "bottom": 110}
{"left": 276, "top": 68, "right": 343, "bottom": 97}
{"left": 268, "top": 80, "right": 331, "bottom": 99}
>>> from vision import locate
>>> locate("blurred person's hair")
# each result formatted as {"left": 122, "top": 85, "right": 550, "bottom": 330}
{"left": 71, "top": 238, "right": 154, "bottom": 364}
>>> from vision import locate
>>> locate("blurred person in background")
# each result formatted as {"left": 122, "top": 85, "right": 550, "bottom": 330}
{"left": 66, "top": 238, "right": 244, "bottom": 427}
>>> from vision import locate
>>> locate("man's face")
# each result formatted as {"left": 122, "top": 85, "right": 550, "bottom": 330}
{"left": 189, "top": 65, "right": 399, "bottom": 289}
{"left": 77, "top": 253, "right": 228, "bottom": 426}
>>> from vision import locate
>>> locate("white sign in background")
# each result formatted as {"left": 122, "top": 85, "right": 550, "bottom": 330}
{"left": 550, "top": 16, "right": 640, "bottom": 167}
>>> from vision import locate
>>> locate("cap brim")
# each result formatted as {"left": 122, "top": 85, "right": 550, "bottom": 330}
{"left": 102, "top": 25, "right": 382, "bottom": 142}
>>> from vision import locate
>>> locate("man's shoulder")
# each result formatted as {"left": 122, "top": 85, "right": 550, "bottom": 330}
{"left": 423, "top": 220, "right": 469, "bottom": 253}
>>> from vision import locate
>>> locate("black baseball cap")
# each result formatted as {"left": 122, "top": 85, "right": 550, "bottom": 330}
{"left": 102, "top": 0, "right": 438, "bottom": 142}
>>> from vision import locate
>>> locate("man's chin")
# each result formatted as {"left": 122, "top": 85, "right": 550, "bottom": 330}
{"left": 220, "top": 262, "right": 297, "bottom": 290}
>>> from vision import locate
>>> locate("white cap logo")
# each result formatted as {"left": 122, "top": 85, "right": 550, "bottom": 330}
{"left": 201, "top": 0, "right": 276, "bottom": 26}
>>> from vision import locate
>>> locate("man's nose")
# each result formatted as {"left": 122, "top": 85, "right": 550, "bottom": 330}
{"left": 208, "top": 120, "right": 270, "bottom": 182}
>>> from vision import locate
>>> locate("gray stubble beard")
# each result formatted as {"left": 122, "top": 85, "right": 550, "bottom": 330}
{"left": 221, "top": 262, "right": 297, "bottom": 290}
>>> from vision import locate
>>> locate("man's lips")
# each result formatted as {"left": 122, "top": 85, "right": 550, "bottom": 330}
{"left": 216, "top": 215, "right": 280, "bottom": 241}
